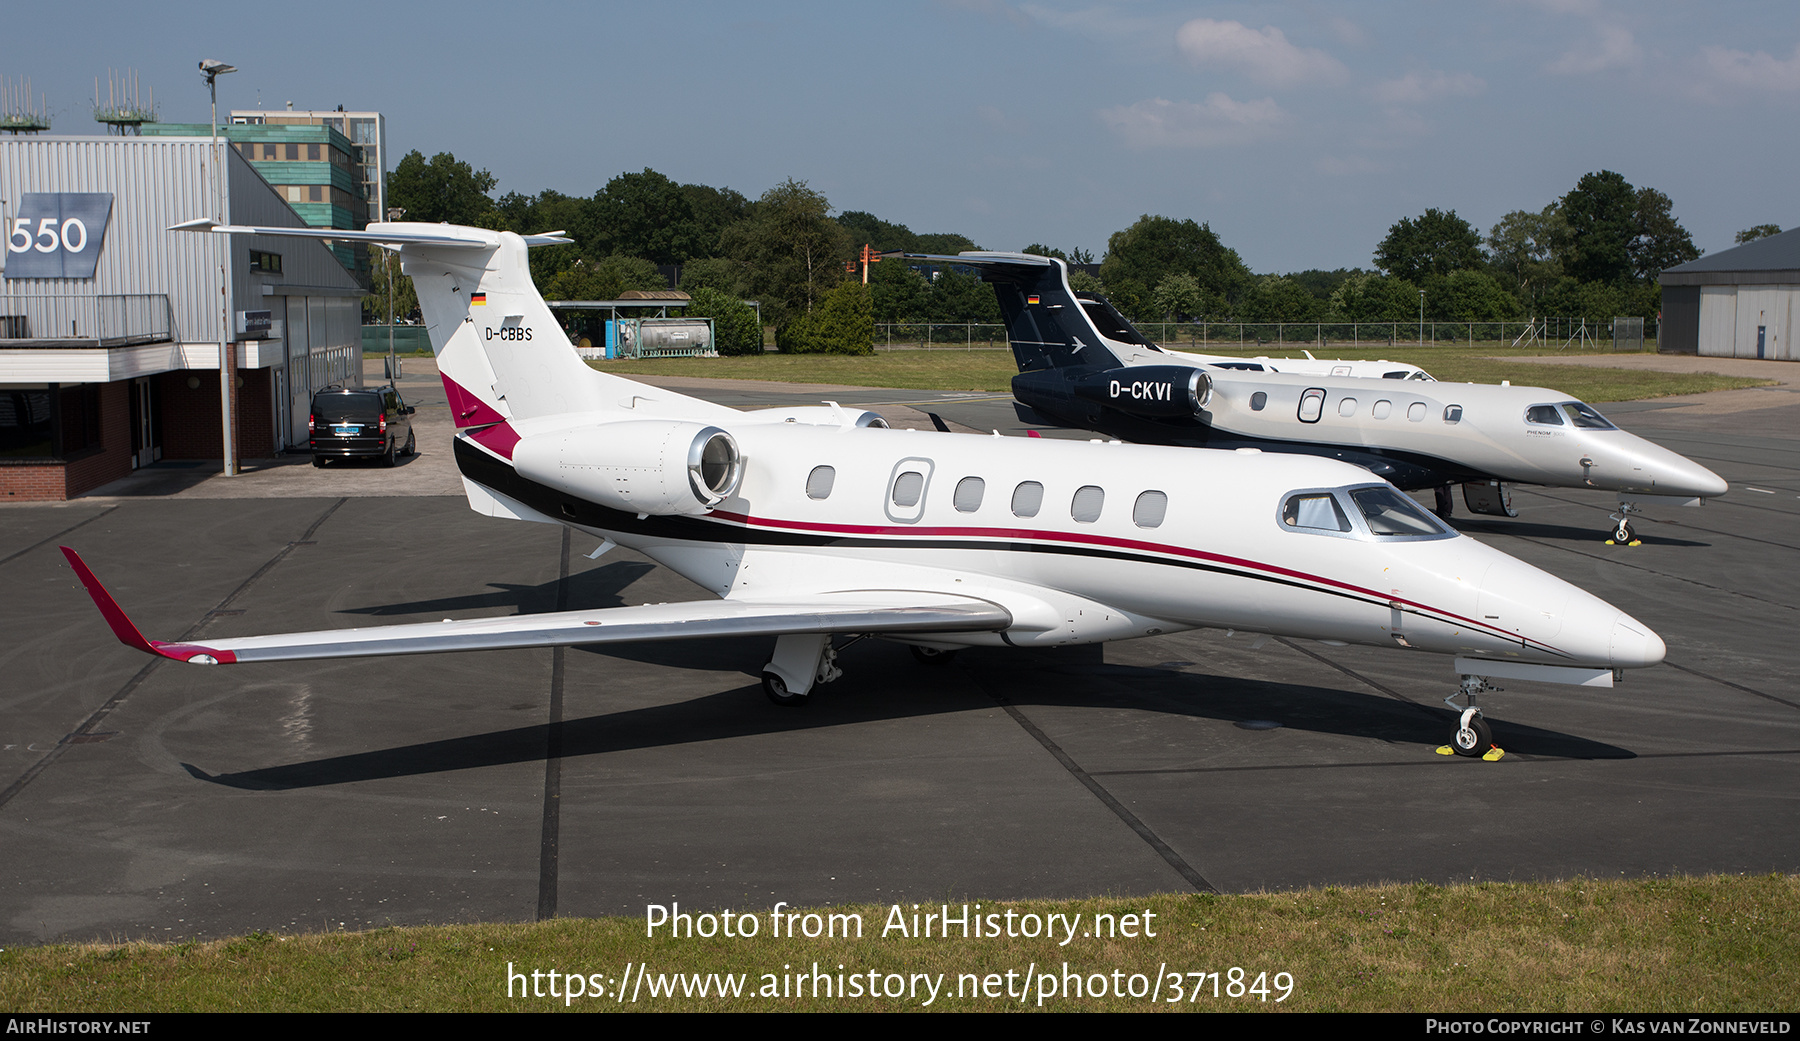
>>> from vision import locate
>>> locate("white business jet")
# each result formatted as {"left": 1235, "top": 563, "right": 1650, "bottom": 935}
{"left": 920, "top": 252, "right": 1725, "bottom": 543}
{"left": 61, "top": 220, "right": 1668, "bottom": 759}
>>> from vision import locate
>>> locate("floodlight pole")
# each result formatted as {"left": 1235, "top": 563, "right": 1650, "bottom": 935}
{"left": 1418, "top": 289, "right": 1425, "bottom": 346}
{"left": 202, "top": 59, "right": 238, "bottom": 476}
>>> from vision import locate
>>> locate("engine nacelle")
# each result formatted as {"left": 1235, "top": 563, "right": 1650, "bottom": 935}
{"left": 738, "top": 405, "right": 889, "bottom": 429}
{"left": 513, "top": 421, "right": 743, "bottom": 516}
{"left": 1070, "top": 366, "right": 1211, "bottom": 418}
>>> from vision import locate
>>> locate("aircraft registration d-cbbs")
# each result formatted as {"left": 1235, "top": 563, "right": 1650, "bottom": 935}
{"left": 916, "top": 251, "right": 1727, "bottom": 543}
{"left": 61, "top": 219, "right": 1665, "bottom": 760}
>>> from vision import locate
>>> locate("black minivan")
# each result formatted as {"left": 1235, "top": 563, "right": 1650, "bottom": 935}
{"left": 309, "top": 385, "right": 415, "bottom": 467}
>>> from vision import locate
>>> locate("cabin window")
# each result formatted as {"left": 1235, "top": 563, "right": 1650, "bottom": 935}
{"left": 1371, "top": 400, "right": 1392, "bottom": 420}
{"left": 1133, "top": 490, "right": 1168, "bottom": 528}
{"left": 1282, "top": 493, "right": 1351, "bottom": 532}
{"left": 1443, "top": 405, "right": 1463, "bottom": 424}
{"left": 1383, "top": 371, "right": 1411, "bottom": 379}
{"left": 1298, "top": 388, "right": 1325, "bottom": 423}
{"left": 892, "top": 470, "right": 925, "bottom": 508}
{"left": 1011, "top": 481, "right": 1043, "bottom": 518}
{"left": 1337, "top": 397, "right": 1358, "bottom": 418}
{"left": 805, "top": 465, "right": 835, "bottom": 500}
{"left": 1250, "top": 391, "right": 1267, "bottom": 411}
{"left": 1525, "top": 404, "right": 1564, "bottom": 425}
{"left": 1560, "top": 402, "right": 1616, "bottom": 429}
{"left": 953, "top": 476, "right": 985, "bottom": 513}
{"left": 1407, "top": 402, "right": 1427, "bottom": 422}
{"left": 1071, "top": 485, "right": 1105, "bottom": 523}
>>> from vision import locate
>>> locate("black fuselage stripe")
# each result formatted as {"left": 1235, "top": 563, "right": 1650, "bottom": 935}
{"left": 453, "top": 438, "right": 1507, "bottom": 638}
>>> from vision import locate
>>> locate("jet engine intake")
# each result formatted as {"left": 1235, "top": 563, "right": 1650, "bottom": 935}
{"left": 513, "top": 420, "right": 743, "bottom": 516}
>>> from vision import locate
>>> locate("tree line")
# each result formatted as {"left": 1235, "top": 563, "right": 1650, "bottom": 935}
{"left": 376, "top": 151, "right": 1778, "bottom": 354}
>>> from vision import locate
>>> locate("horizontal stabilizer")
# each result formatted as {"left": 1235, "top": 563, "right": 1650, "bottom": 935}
{"left": 62, "top": 548, "right": 1009, "bottom": 666}
{"left": 169, "top": 218, "right": 572, "bottom": 249}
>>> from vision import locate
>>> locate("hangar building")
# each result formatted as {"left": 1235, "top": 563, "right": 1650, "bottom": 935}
{"left": 1, "top": 134, "right": 365, "bottom": 500}
{"left": 1659, "top": 228, "right": 1798, "bottom": 360}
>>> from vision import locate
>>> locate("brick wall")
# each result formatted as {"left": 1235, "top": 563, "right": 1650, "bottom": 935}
{"left": 0, "top": 381, "right": 132, "bottom": 501}
{"left": 158, "top": 368, "right": 274, "bottom": 461}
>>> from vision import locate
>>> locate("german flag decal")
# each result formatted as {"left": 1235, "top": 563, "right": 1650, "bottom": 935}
{"left": 471, "top": 292, "right": 487, "bottom": 305}
{"left": 1027, "top": 294, "right": 1040, "bottom": 305}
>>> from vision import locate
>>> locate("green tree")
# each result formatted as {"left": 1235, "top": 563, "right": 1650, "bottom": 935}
{"left": 682, "top": 287, "right": 764, "bottom": 356}
{"left": 868, "top": 259, "right": 932, "bottom": 322}
{"left": 1422, "top": 270, "right": 1523, "bottom": 322}
{"left": 362, "top": 245, "right": 418, "bottom": 324}
{"left": 1629, "top": 187, "right": 1700, "bottom": 282}
{"left": 1560, "top": 171, "right": 1638, "bottom": 285}
{"left": 1099, "top": 216, "right": 1251, "bottom": 306}
{"left": 724, "top": 178, "right": 851, "bottom": 323}
{"left": 679, "top": 257, "right": 748, "bottom": 296}
{"left": 1487, "top": 205, "right": 1568, "bottom": 307}
{"left": 542, "top": 255, "right": 665, "bottom": 302}
{"left": 777, "top": 281, "right": 874, "bottom": 355}
{"left": 1736, "top": 224, "right": 1783, "bottom": 244}
{"left": 1239, "top": 275, "right": 1325, "bottom": 323}
{"left": 1329, "top": 273, "right": 1420, "bottom": 323}
{"left": 1374, "top": 208, "right": 1485, "bottom": 283}
{"left": 1152, "top": 273, "right": 1205, "bottom": 321}
{"left": 386, "top": 151, "right": 498, "bottom": 226}
{"left": 590, "top": 169, "right": 706, "bottom": 264}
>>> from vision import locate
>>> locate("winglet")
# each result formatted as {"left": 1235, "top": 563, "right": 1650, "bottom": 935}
{"left": 60, "top": 548, "right": 234, "bottom": 664}
{"left": 61, "top": 547, "right": 157, "bottom": 654}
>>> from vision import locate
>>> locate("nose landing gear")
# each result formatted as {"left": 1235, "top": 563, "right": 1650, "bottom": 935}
{"left": 1607, "top": 501, "right": 1642, "bottom": 545}
{"left": 1436, "top": 674, "right": 1506, "bottom": 761}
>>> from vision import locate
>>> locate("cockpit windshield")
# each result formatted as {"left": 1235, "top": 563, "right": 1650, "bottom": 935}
{"left": 1280, "top": 485, "right": 1455, "bottom": 540}
{"left": 1560, "top": 401, "right": 1616, "bottom": 429}
{"left": 1349, "top": 486, "right": 1452, "bottom": 537}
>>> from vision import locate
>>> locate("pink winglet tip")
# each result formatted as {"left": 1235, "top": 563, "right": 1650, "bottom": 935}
{"left": 59, "top": 547, "right": 234, "bottom": 663}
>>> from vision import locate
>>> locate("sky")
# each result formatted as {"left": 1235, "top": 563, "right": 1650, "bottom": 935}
{"left": 5, "top": 1, "right": 1797, "bottom": 274}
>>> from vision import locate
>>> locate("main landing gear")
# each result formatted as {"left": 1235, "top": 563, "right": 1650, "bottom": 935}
{"left": 1436, "top": 674, "right": 1505, "bottom": 761}
{"left": 760, "top": 636, "right": 961, "bottom": 706}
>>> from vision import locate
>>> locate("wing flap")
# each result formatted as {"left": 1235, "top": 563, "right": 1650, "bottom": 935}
{"left": 62, "top": 549, "right": 1008, "bottom": 666}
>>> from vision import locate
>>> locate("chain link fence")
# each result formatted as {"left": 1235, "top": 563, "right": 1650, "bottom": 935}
{"left": 874, "top": 317, "right": 1658, "bottom": 352}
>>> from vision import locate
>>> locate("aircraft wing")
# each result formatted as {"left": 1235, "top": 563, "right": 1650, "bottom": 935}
{"left": 61, "top": 548, "right": 1010, "bottom": 666}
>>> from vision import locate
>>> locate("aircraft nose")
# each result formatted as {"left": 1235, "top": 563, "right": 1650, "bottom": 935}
{"left": 1610, "top": 614, "right": 1666, "bottom": 669}
{"left": 1674, "top": 458, "right": 1730, "bottom": 498}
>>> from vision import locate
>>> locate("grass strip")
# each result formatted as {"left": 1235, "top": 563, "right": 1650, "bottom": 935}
{"left": 3, "top": 875, "right": 1794, "bottom": 1012}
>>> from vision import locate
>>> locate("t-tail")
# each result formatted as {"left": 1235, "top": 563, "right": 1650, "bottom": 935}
{"left": 171, "top": 218, "right": 737, "bottom": 516}
{"left": 890, "top": 250, "right": 1119, "bottom": 373}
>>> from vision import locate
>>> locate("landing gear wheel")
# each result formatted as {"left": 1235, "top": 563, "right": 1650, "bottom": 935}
{"left": 910, "top": 645, "right": 959, "bottom": 666}
{"left": 382, "top": 439, "right": 397, "bottom": 468}
{"left": 1612, "top": 519, "right": 1633, "bottom": 543}
{"left": 1451, "top": 711, "right": 1493, "bottom": 758}
{"left": 404, "top": 430, "right": 416, "bottom": 457}
{"left": 762, "top": 671, "right": 809, "bottom": 707}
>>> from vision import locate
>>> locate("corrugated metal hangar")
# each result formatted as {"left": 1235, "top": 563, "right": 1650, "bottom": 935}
{"left": 1, "top": 135, "right": 364, "bottom": 500}
{"left": 1659, "top": 228, "right": 1798, "bottom": 361}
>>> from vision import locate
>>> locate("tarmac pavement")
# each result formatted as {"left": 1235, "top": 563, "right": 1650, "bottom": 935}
{"left": 1, "top": 354, "right": 1795, "bottom": 943}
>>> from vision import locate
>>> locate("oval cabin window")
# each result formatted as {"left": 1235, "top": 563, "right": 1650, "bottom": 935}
{"left": 1133, "top": 490, "right": 1168, "bottom": 528}
{"left": 953, "top": 476, "right": 985, "bottom": 513}
{"left": 1071, "top": 485, "right": 1105, "bottom": 523}
{"left": 805, "top": 465, "right": 835, "bottom": 500}
{"left": 1012, "top": 481, "right": 1044, "bottom": 518}
{"left": 891, "top": 471, "right": 925, "bottom": 508}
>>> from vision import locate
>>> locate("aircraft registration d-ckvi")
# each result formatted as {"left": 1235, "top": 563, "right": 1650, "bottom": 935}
{"left": 62, "top": 220, "right": 1668, "bottom": 760}
{"left": 926, "top": 251, "right": 1727, "bottom": 543}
